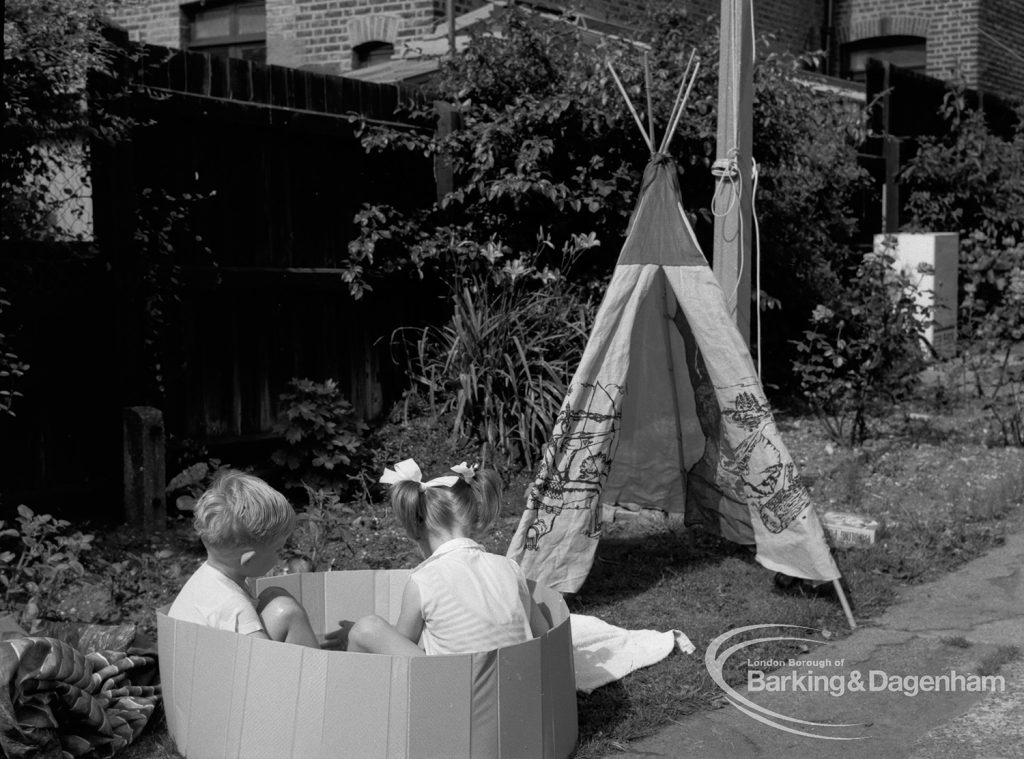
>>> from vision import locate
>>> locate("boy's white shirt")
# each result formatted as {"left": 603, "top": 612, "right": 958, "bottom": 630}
{"left": 168, "top": 561, "right": 265, "bottom": 635}
{"left": 410, "top": 537, "right": 533, "bottom": 655}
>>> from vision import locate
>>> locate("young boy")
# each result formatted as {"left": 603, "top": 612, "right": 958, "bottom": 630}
{"left": 168, "top": 470, "right": 320, "bottom": 648}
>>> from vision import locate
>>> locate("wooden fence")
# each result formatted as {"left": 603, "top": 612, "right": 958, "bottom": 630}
{"left": 1, "top": 39, "right": 440, "bottom": 517}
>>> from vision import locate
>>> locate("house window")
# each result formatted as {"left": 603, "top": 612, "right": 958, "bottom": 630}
{"left": 352, "top": 41, "right": 394, "bottom": 70}
{"left": 185, "top": 1, "right": 267, "bottom": 63}
{"left": 842, "top": 36, "right": 925, "bottom": 82}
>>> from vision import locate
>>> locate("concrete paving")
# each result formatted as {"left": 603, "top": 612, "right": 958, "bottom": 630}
{"left": 614, "top": 529, "right": 1024, "bottom": 759}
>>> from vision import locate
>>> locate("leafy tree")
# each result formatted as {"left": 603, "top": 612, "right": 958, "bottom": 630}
{"left": 3, "top": 0, "right": 135, "bottom": 244}
{"left": 345, "top": 4, "right": 869, "bottom": 392}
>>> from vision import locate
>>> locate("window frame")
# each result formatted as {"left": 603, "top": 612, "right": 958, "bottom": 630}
{"left": 351, "top": 40, "right": 396, "bottom": 71}
{"left": 841, "top": 35, "right": 926, "bottom": 82}
{"left": 183, "top": 0, "right": 267, "bottom": 62}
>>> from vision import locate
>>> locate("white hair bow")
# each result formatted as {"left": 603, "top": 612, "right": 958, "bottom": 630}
{"left": 451, "top": 462, "right": 476, "bottom": 482}
{"left": 380, "top": 458, "right": 459, "bottom": 489}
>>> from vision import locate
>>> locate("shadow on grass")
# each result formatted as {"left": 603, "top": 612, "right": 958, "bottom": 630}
{"left": 568, "top": 527, "right": 758, "bottom": 610}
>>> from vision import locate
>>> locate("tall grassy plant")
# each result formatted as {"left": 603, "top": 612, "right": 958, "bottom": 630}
{"left": 410, "top": 271, "right": 592, "bottom": 469}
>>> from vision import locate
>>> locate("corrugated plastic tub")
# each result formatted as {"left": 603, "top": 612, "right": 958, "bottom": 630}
{"left": 157, "top": 569, "right": 576, "bottom": 759}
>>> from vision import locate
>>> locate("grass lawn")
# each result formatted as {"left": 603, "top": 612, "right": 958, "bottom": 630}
{"left": 57, "top": 359, "right": 1024, "bottom": 758}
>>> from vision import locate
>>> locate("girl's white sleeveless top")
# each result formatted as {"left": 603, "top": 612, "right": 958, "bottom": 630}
{"left": 410, "top": 537, "right": 534, "bottom": 655}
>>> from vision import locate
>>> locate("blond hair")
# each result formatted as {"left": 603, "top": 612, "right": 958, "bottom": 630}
{"left": 192, "top": 470, "right": 294, "bottom": 548}
{"left": 390, "top": 468, "right": 502, "bottom": 541}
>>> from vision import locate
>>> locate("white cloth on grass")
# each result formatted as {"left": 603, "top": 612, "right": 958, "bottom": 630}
{"left": 570, "top": 613, "right": 696, "bottom": 694}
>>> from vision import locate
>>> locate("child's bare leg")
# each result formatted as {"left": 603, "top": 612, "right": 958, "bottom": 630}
{"left": 347, "top": 614, "right": 423, "bottom": 656}
{"left": 256, "top": 587, "right": 320, "bottom": 648}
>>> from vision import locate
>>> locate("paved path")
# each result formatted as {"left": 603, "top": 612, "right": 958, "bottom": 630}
{"left": 615, "top": 530, "right": 1024, "bottom": 758}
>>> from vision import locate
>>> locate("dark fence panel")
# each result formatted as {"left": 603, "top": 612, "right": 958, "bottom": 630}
{"left": 2, "top": 42, "right": 439, "bottom": 518}
{"left": 0, "top": 248, "right": 123, "bottom": 514}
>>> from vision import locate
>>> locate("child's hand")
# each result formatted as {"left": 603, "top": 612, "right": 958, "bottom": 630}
{"left": 321, "top": 620, "right": 354, "bottom": 651}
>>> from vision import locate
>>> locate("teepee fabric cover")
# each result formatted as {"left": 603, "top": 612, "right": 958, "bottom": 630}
{"left": 507, "top": 156, "right": 840, "bottom": 594}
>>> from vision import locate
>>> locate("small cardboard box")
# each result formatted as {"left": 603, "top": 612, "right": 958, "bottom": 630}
{"left": 158, "top": 570, "right": 576, "bottom": 759}
{"left": 822, "top": 511, "right": 879, "bottom": 547}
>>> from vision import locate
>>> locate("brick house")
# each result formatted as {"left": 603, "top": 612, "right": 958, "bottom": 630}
{"left": 108, "top": 0, "right": 1024, "bottom": 100}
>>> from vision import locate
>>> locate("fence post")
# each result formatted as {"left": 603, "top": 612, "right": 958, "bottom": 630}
{"left": 882, "top": 135, "right": 902, "bottom": 233}
{"left": 433, "top": 101, "right": 460, "bottom": 202}
{"left": 123, "top": 406, "right": 166, "bottom": 531}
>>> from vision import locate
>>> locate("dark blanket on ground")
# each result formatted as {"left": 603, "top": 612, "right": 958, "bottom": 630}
{"left": 0, "top": 626, "right": 161, "bottom": 759}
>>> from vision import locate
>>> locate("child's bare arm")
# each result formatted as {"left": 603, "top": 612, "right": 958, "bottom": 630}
{"left": 395, "top": 580, "right": 425, "bottom": 645}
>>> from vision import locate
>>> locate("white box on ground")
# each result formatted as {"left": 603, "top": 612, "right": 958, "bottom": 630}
{"left": 875, "top": 233, "right": 958, "bottom": 358}
{"left": 822, "top": 510, "right": 879, "bottom": 547}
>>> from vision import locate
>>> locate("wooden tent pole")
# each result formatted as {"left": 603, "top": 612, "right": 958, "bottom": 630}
{"left": 606, "top": 61, "right": 652, "bottom": 152}
{"left": 659, "top": 50, "right": 696, "bottom": 154}
{"left": 712, "top": 0, "right": 753, "bottom": 346}
{"left": 661, "top": 275, "right": 689, "bottom": 490}
{"left": 446, "top": 0, "right": 456, "bottom": 55}
{"left": 664, "top": 61, "right": 700, "bottom": 154}
{"left": 644, "top": 52, "right": 656, "bottom": 154}
{"left": 834, "top": 580, "right": 857, "bottom": 630}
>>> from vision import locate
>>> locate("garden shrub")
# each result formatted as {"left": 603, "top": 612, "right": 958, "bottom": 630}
{"left": 900, "top": 87, "right": 1024, "bottom": 444}
{"left": 283, "top": 486, "right": 356, "bottom": 573}
{"left": 0, "top": 505, "right": 94, "bottom": 631}
{"left": 900, "top": 87, "right": 1024, "bottom": 343}
{"left": 271, "top": 378, "right": 369, "bottom": 491}
{"left": 792, "top": 238, "right": 929, "bottom": 446}
{"left": 165, "top": 452, "right": 232, "bottom": 512}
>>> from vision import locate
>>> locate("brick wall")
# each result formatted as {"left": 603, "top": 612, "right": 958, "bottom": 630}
{"left": 106, "top": 0, "right": 1024, "bottom": 96}
{"left": 107, "top": 1, "right": 184, "bottom": 47}
{"left": 978, "top": 0, "right": 1024, "bottom": 100}
{"left": 833, "top": 0, "right": 982, "bottom": 88}
{"left": 682, "top": 0, "right": 824, "bottom": 54}
{"left": 107, "top": 0, "right": 470, "bottom": 73}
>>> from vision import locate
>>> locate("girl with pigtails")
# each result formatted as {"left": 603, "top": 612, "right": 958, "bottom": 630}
{"left": 325, "top": 460, "right": 547, "bottom": 655}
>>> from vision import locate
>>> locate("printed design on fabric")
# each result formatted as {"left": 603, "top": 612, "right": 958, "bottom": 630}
{"left": 716, "top": 384, "right": 809, "bottom": 534}
{"left": 673, "top": 304, "right": 808, "bottom": 535}
{"left": 523, "top": 381, "right": 624, "bottom": 550}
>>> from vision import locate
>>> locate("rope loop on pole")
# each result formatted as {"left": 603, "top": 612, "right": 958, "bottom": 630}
{"left": 711, "top": 147, "right": 741, "bottom": 218}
